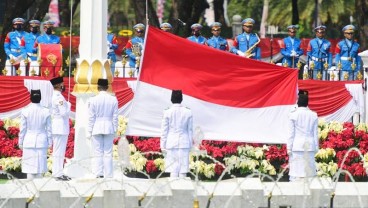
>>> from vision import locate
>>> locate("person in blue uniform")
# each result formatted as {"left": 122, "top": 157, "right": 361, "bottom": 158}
{"left": 205, "top": 22, "right": 229, "bottom": 51}
{"left": 107, "top": 24, "right": 119, "bottom": 75}
{"left": 280, "top": 25, "right": 303, "bottom": 68}
{"left": 34, "top": 21, "right": 60, "bottom": 49}
{"left": 306, "top": 25, "right": 332, "bottom": 80}
{"left": 125, "top": 23, "right": 145, "bottom": 71}
{"left": 334, "top": 25, "right": 361, "bottom": 81}
{"left": 160, "top": 22, "right": 172, "bottom": 33}
{"left": 22, "top": 20, "right": 41, "bottom": 62}
{"left": 187, "top": 23, "right": 207, "bottom": 45}
{"left": 4, "top": 17, "right": 27, "bottom": 75}
{"left": 230, "top": 18, "right": 261, "bottom": 60}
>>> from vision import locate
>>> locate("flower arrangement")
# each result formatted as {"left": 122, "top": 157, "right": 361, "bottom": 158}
{"left": 0, "top": 118, "right": 75, "bottom": 175}
{"left": 1, "top": 116, "right": 368, "bottom": 182}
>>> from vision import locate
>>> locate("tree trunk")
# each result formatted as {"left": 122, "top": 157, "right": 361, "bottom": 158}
{"left": 170, "top": 0, "right": 208, "bottom": 36}
{"left": 58, "top": 0, "right": 80, "bottom": 27}
{"left": 260, "top": 0, "right": 269, "bottom": 38}
{"left": 130, "top": 0, "right": 160, "bottom": 27}
{"left": 291, "top": 0, "right": 299, "bottom": 25}
{"left": 355, "top": 0, "right": 368, "bottom": 50}
{"left": 0, "top": 0, "right": 51, "bottom": 71}
{"left": 213, "top": 0, "right": 225, "bottom": 24}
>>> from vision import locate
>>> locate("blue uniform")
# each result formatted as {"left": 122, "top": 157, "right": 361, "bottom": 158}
{"left": 206, "top": 36, "right": 229, "bottom": 51}
{"left": 230, "top": 33, "right": 261, "bottom": 60}
{"left": 307, "top": 38, "right": 332, "bottom": 79}
{"left": 125, "top": 36, "right": 144, "bottom": 68}
{"left": 107, "top": 33, "right": 119, "bottom": 74}
{"left": 335, "top": 39, "right": 361, "bottom": 80}
{"left": 280, "top": 37, "right": 303, "bottom": 68}
{"left": 187, "top": 36, "right": 207, "bottom": 45}
{"left": 35, "top": 33, "right": 60, "bottom": 45}
{"left": 22, "top": 32, "right": 40, "bottom": 61}
{"left": 4, "top": 30, "right": 27, "bottom": 60}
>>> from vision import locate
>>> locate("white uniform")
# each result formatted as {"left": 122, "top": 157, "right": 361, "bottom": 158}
{"left": 287, "top": 107, "right": 319, "bottom": 181}
{"left": 160, "top": 104, "right": 193, "bottom": 175}
{"left": 51, "top": 90, "right": 71, "bottom": 177}
{"left": 19, "top": 103, "right": 52, "bottom": 175}
{"left": 88, "top": 91, "right": 118, "bottom": 178}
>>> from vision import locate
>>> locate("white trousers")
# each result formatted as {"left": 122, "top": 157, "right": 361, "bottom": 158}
{"left": 52, "top": 134, "right": 68, "bottom": 177}
{"left": 165, "top": 148, "right": 190, "bottom": 175}
{"left": 5, "top": 60, "right": 26, "bottom": 76}
{"left": 91, "top": 134, "right": 114, "bottom": 178}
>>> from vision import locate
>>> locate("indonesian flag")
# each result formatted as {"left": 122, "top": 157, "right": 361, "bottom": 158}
{"left": 126, "top": 27, "right": 299, "bottom": 143}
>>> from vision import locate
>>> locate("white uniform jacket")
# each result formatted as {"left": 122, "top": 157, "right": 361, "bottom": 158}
{"left": 287, "top": 107, "right": 319, "bottom": 152}
{"left": 51, "top": 90, "right": 71, "bottom": 135}
{"left": 88, "top": 91, "right": 118, "bottom": 135}
{"left": 19, "top": 103, "right": 52, "bottom": 148}
{"left": 161, "top": 104, "right": 193, "bottom": 150}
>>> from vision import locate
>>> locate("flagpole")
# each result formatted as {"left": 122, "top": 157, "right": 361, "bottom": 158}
{"left": 146, "top": 0, "right": 149, "bottom": 26}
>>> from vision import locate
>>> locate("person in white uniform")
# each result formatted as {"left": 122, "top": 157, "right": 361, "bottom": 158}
{"left": 287, "top": 90, "right": 319, "bottom": 181}
{"left": 50, "top": 77, "right": 71, "bottom": 181}
{"left": 87, "top": 79, "right": 118, "bottom": 178}
{"left": 161, "top": 90, "right": 193, "bottom": 178}
{"left": 19, "top": 90, "right": 52, "bottom": 179}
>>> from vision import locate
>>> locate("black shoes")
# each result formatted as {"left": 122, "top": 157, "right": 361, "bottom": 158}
{"left": 55, "top": 175, "right": 72, "bottom": 181}
{"left": 96, "top": 175, "right": 104, "bottom": 178}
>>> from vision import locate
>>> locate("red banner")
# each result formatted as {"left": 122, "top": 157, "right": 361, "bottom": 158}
{"left": 38, "top": 44, "right": 63, "bottom": 78}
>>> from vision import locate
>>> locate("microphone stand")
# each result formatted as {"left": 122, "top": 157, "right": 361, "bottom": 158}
{"left": 270, "top": 33, "right": 274, "bottom": 64}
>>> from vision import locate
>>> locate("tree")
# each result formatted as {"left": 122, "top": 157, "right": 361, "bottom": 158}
{"left": 355, "top": 0, "right": 368, "bottom": 50}
{"left": 0, "top": 0, "right": 51, "bottom": 71}
{"left": 130, "top": 0, "right": 160, "bottom": 28}
{"left": 58, "top": 0, "right": 80, "bottom": 27}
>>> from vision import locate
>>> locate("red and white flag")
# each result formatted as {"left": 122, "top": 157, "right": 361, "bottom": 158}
{"left": 126, "top": 27, "right": 299, "bottom": 143}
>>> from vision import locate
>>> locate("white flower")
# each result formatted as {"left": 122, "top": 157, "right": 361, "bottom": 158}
{"left": 129, "top": 152, "right": 147, "bottom": 171}
{"left": 129, "top": 143, "right": 137, "bottom": 153}
{"left": 154, "top": 158, "right": 165, "bottom": 171}
{"left": 328, "top": 121, "right": 344, "bottom": 133}
{"left": 203, "top": 163, "right": 215, "bottom": 178}
{"left": 0, "top": 157, "right": 22, "bottom": 172}
{"left": 116, "top": 116, "right": 128, "bottom": 136}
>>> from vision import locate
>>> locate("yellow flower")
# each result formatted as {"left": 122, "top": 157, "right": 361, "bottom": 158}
{"left": 129, "top": 152, "right": 147, "bottom": 171}
{"left": 154, "top": 158, "right": 165, "bottom": 171}
{"left": 356, "top": 123, "right": 368, "bottom": 132}
{"left": 117, "top": 116, "right": 128, "bottom": 136}
{"left": 328, "top": 121, "right": 344, "bottom": 133}
{"left": 203, "top": 163, "right": 215, "bottom": 178}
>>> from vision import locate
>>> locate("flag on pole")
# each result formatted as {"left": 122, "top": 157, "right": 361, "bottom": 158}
{"left": 126, "top": 27, "right": 298, "bottom": 144}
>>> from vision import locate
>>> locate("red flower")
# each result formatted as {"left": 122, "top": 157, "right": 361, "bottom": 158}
{"left": 0, "top": 120, "right": 4, "bottom": 130}
{"left": 145, "top": 160, "right": 158, "bottom": 174}
{"left": 214, "top": 163, "right": 225, "bottom": 176}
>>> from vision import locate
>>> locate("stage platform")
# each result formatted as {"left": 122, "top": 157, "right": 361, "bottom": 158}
{"left": 0, "top": 174, "right": 367, "bottom": 208}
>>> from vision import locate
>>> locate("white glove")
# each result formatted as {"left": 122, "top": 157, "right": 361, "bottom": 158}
{"left": 9, "top": 54, "right": 15, "bottom": 60}
{"left": 290, "top": 50, "right": 297, "bottom": 57}
{"left": 161, "top": 148, "right": 167, "bottom": 155}
{"left": 287, "top": 150, "right": 292, "bottom": 156}
{"left": 19, "top": 145, "right": 23, "bottom": 150}
{"left": 236, "top": 50, "right": 245, "bottom": 56}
